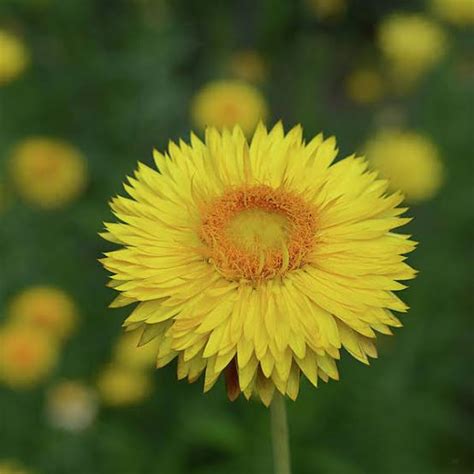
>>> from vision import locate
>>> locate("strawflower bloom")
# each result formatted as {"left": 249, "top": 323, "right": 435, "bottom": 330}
{"left": 114, "top": 329, "right": 160, "bottom": 370}
{"left": 191, "top": 80, "right": 268, "bottom": 136}
{"left": 9, "top": 137, "right": 87, "bottom": 209}
{"left": 378, "top": 14, "right": 447, "bottom": 86}
{"left": 344, "top": 68, "right": 385, "bottom": 105}
{"left": 8, "top": 286, "right": 78, "bottom": 341}
{"left": 432, "top": 0, "right": 474, "bottom": 26}
{"left": 101, "top": 123, "right": 417, "bottom": 406}
{"left": 45, "top": 380, "right": 98, "bottom": 432}
{"left": 365, "top": 130, "right": 443, "bottom": 203}
{"left": 97, "top": 365, "right": 152, "bottom": 406}
{"left": 229, "top": 50, "right": 267, "bottom": 83}
{"left": 0, "top": 30, "right": 30, "bottom": 85}
{"left": 0, "top": 325, "right": 58, "bottom": 389}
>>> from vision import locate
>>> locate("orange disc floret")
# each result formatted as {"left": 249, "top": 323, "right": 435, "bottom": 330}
{"left": 199, "top": 185, "right": 317, "bottom": 282}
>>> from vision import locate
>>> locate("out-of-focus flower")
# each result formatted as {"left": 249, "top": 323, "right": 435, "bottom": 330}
{"left": 0, "top": 30, "right": 29, "bottom": 85}
{"left": 229, "top": 50, "right": 267, "bottom": 83}
{"left": 0, "top": 325, "right": 58, "bottom": 389}
{"left": 378, "top": 14, "right": 447, "bottom": 86}
{"left": 432, "top": 0, "right": 474, "bottom": 26}
{"left": 100, "top": 123, "right": 416, "bottom": 406}
{"left": 113, "top": 329, "right": 159, "bottom": 370}
{"left": 97, "top": 365, "right": 152, "bottom": 406}
{"left": 191, "top": 80, "right": 268, "bottom": 135}
{"left": 8, "top": 286, "right": 78, "bottom": 341}
{"left": 305, "top": 0, "right": 346, "bottom": 20}
{"left": 9, "top": 137, "right": 87, "bottom": 209}
{"left": 45, "top": 380, "right": 98, "bottom": 432}
{"left": 365, "top": 130, "right": 444, "bottom": 202}
{"left": 0, "top": 460, "right": 32, "bottom": 474}
{"left": 344, "top": 68, "right": 385, "bottom": 104}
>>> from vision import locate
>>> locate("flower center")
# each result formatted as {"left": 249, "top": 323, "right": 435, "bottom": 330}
{"left": 199, "top": 185, "right": 316, "bottom": 281}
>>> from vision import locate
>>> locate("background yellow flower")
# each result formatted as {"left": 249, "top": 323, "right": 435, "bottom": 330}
{"left": 305, "top": 0, "right": 346, "bottom": 20}
{"left": 96, "top": 365, "right": 152, "bottom": 407}
{"left": 113, "top": 329, "right": 160, "bottom": 370}
{"left": 191, "top": 80, "right": 268, "bottom": 135}
{"left": 0, "top": 325, "right": 58, "bottom": 389}
{"left": 432, "top": 0, "right": 474, "bottom": 26}
{"left": 229, "top": 50, "right": 267, "bottom": 83}
{"left": 8, "top": 286, "right": 78, "bottom": 341}
{"left": 0, "top": 30, "right": 29, "bottom": 85}
{"left": 365, "top": 130, "right": 444, "bottom": 203}
{"left": 9, "top": 137, "right": 87, "bottom": 209}
{"left": 345, "top": 68, "right": 385, "bottom": 104}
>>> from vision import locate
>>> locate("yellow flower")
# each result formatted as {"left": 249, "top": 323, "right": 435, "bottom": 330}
{"left": 113, "top": 329, "right": 160, "bottom": 370}
{"left": 305, "top": 0, "right": 346, "bottom": 20}
{"left": 100, "top": 123, "right": 416, "bottom": 406}
{"left": 0, "top": 325, "right": 58, "bottom": 389}
{"left": 365, "top": 130, "right": 444, "bottom": 203}
{"left": 0, "top": 460, "right": 32, "bottom": 474}
{"left": 344, "top": 68, "right": 385, "bottom": 105}
{"left": 45, "top": 380, "right": 98, "bottom": 431}
{"left": 0, "top": 30, "right": 29, "bottom": 85}
{"left": 229, "top": 50, "right": 267, "bottom": 83}
{"left": 9, "top": 137, "right": 87, "bottom": 209}
{"left": 432, "top": 0, "right": 474, "bottom": 26}
{"left": 97, "top": 365, "right": 152, "bottom": 406}
{"left": 378, "top": 14, "right": 447, "bottom": 85}
{"left": 8, "top": 286, "right": 78, "bottom": 341}
{"left": 191, "top": 80, "right": 268, "bottom": 135}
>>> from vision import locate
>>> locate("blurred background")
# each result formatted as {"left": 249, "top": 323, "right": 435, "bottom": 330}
{"left": 0, "top": 0, "right": 473, "bottom": 473}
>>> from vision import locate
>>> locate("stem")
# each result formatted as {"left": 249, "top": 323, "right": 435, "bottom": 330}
{"left": 270, "top": 393, "right": 292, "bottom": 474}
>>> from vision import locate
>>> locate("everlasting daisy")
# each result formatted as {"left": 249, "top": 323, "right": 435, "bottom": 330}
{"left": 365, "top": 129, "right": 444, "bottom": 203}
{"left": 97, "top": 364, "right": 152, "bottom": 406}
{"left": 0, "top": 30, "right": 29, "bottom": 85}
{"left": 101, "top": 123, "right": 417, "bottom": 407}
{"left": 9, "top": 137, "right": 87, "bottom": 209}
{"left": 378, "top": 14, "right": 447, "bottom": 86}
{"left": 0, "top": 325, "right": 58, "bottom": 389}
{"left": 8, "top": 286, "right": 78, "bottom": 341}
{"left": 432, "top": 0, "right": 474, "bottom": 26}
{"left": 191, "top": 80, "right": 268, "bottom": 135}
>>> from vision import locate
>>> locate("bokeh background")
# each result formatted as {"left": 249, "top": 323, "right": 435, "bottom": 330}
{"left": 0, "top": 0, "right": 473, "bottom": 473}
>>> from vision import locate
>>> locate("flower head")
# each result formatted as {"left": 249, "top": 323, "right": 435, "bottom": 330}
{"left": 9, "top": 137, "right": 87, "bottom": 209}
{"left": 191, "top": 80, "right": 268, "bottom": 135}
{"left": 113, "top": 329, "right": 160, "bottom": 370}
{"left": 0, "top": 30, "right": 29, "bottom": 85}
{"left": 45, "top": 380, "right": 98, "bottom": 432}
{"left": 101, "top": 123, "right": 416, "bottom": 406}
{"left": 8, "top": 286, "right": 78, "bottom": 341}
{"left": 97, "top": 365, "right": 152, "bottom": 406}
{"left": 378, "top": 14, "right": 447, "bottom": 85}
{"left": 344, "top": 68, "right": 385, "bottom": 105}
{"left": 0, "top": 325, "right": 58, "bottom": 389}
{"left": 432, "top": 0, "right": 474, "bottom": 26}
{"left": 365, "top": 130, "right": 443, "bottom": 203}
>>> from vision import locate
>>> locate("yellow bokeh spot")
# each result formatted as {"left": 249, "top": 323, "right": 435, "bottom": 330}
{"left": 365, "top": 130, "right": 444, "bottom": 203}
{"left": 229, "top": 50, "right": 267, "bottom": 83}
{"left": 8, "top": 286, "right": 78, "bottom": 341}
{"left": 432, "top": 0, "right": 474, "bottom": 26}
{"left": 97, "top": 365, "right": 152, "bottom": 407}
{"left": 378, "top": 14, "right": 447, "bottom": 86}
{"left": 113, "top": 329, "right": 159, "bottom": 370}
{"left": 9, "top": 137, "right": 87, "bottom": 209}
{"left": 0, "top": 30, "right": 30, "bottom": 85}
{"left": 0, "top": 325, "right": 58, "bottom": 389}
{"left": 0, "top": 460, "right": 32, "bottom": 474}
{"left": 191, "top": 80, "right": 268, "bottom": 136}
{"left": 305, "top": 0, "right": 346, "bottom": 20}
{"left": 345, "top": 68, "right": 385, "bottom": 105}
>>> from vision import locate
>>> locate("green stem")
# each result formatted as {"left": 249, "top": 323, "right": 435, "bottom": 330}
{"left": 270, "top": 393, "right": 292, "bottom": 474}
